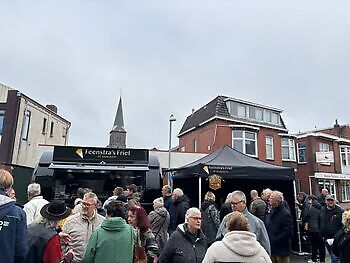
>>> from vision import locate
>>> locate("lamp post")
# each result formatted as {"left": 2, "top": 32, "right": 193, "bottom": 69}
{"left": 168, "top": 114, "right": 176, "bottom": 186}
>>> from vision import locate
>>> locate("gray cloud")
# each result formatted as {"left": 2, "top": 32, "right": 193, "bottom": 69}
{"left": 0, "top": 0, "right": 349, "bottom": 149}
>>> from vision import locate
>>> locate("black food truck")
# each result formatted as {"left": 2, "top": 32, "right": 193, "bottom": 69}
{"left": 32, "top": 146, "right": 162, "bottom": 211}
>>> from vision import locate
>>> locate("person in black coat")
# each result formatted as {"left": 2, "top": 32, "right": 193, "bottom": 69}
{"left": 219, "top": 193, "right": 232, "bottom": 222}
{"left": 172, "top": 188, "right": 190, "bottom": 227}
{"left": 332, "top": 210, "right": 350, "bottom": 263}
{"left": 302, "top": 195, "right": 325, "bottom": 263}
{"left": 159, "top": 207, "right": 208, "bottom": 263}
{"left": 162, "top": 185, "right": 177, "bottom": 233}
{"left": 319, "top": 194, "right": 344, "bottom": 263}
{"left": 264, "top": 190, "right": 293, "bottom": 262}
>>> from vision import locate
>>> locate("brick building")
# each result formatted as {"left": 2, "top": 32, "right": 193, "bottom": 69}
{"left": 296, "top": 120, "right": 350, "bottom": 207}
{"left": 178, "top": 96, "right": 297, "bottom": 170}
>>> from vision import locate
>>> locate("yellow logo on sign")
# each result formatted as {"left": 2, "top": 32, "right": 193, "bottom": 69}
{"left": 203, "top": 165, "right": 209, "bottom": 174}
{"left": 76, "top": 148, "right": 84, "bottom": 158}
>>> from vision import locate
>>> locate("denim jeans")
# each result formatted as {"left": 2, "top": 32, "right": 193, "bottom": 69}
{"left": 324, "top": 239, "right": 340, "bottom": 263}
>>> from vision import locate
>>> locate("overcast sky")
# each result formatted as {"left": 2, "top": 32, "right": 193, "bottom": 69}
{"left": 1, "top": 1, "right": 349, "bottom": 150}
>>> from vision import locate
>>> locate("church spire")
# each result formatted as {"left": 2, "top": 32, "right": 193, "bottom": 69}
{"left": 109, "top": 96, "right": 126, "bottom": 148}
{"left": 111, "top": 96, "right": 125, "bottom": 132}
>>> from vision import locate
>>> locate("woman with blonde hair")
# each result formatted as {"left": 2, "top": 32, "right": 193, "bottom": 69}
{"left": 332, "top": 210, "right": 350, "bottom": 262}
{"left": 202, "top": 211, "right": 271, "bottom": 263}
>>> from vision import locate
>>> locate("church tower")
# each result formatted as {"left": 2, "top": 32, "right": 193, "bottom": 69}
{"left": 108, "top": 97, "right": 126, "bottom": 148}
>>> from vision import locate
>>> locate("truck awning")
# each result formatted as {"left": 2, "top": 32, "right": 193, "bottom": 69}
{"left": 49, "top": 163, "right": 149, "bottom": 171}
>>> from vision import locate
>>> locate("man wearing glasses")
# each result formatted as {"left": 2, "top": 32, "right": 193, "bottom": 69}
{"left": 216, "top": 190, "right": 271, "bottom": 255}
{"left": 62, "top": 192, "right": 105, "bottom": 262}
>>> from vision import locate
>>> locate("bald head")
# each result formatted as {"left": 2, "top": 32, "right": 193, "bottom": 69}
{"left": 250, "top": 190, "right": 258, "bottom": 200}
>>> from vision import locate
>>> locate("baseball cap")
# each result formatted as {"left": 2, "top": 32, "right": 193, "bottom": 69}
{"left": 326, "top": 194, "right": 335, "bottom": 200}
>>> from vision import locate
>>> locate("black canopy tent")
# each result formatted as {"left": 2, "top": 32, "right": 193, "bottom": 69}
{"left": 171, "top": 145, "right": 302, "bottom": 253}
{"left": 173, "top": 145, "right": 294, "bottom": 180}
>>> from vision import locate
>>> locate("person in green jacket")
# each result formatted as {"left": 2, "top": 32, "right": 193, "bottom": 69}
{"left": 83, "top": 201, "right": 135, "bottom": 263}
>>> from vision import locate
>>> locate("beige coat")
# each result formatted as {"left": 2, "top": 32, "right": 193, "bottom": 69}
{"left": 62, "top": 212, "right": 104, "bottom": 262}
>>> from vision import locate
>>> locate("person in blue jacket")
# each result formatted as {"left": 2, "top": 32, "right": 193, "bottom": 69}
{"left": 0, "top": 169, "right": 27, "bottom": 263}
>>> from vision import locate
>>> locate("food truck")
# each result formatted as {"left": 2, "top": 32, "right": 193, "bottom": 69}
{"left": 32, "top": 146, "right": 161, "bottom": 211}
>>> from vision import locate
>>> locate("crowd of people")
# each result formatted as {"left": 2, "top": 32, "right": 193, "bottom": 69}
{"left": 297, "top": 189, "right": 350, "bottom": 263}
{"left": 1, "top": 167, "right": 350, "bottom": 263}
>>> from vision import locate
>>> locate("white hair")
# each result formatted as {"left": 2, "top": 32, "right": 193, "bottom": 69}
{"left": 173, "top": 188, "right": 184, "bottom": 198}
{"left": 185, "top": 207, "right": 201, "bottom": 222}
{"left": 27, "top": 183, "right": 41, "bottom": 195}
{"left": 153, "top": 197, "right": 164, "bottom": 208}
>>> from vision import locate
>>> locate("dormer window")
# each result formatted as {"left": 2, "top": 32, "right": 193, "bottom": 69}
{"left": 226, "top": 100, "right": 281, "bottom": 127}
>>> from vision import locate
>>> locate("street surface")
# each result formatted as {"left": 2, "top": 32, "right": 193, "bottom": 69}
{"left": 291, "top": 252, "right": 330, "bottom": 263}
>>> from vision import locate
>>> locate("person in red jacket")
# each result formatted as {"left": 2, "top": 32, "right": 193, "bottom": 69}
{"left": 26, "top": 200, "right": 73, "bottom": 263}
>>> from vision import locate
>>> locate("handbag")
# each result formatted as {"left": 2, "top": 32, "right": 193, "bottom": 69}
{"left": 134, "top": 229, "right": 147, "bottom": 263}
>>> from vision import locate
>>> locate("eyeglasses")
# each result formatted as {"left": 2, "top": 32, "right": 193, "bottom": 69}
{"left": 231, "top": 200, "right": 243, "bottom": 206}
{"left": 82, "top": 202, "right": 95, "bottom": 207}
{"left": 189, "top": 216, "right": 202, "bottom": 221}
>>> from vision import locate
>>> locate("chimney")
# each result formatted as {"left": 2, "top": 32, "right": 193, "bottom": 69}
{"left": 334, "top": 119, "right": 340, "bottom": 128}
{"left": 46, "top": 104, "right": 58, "bottom": 114}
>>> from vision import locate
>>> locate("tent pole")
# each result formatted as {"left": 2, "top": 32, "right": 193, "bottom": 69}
{"left": 199, "top": 176, "right": 202, "bottom": 208}
{"left": 293, "top": 180, "right": 304, "bottom": 255}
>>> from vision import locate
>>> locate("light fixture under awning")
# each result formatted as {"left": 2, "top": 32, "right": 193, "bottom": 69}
{"left": 49, "top": 163, "right": 149, "bottom": 171}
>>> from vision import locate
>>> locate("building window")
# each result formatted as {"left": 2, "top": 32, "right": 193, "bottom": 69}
{"left": 233, "top": 130, "right": 257, "bottom": 157}
{"left": 265, "top": 136, "right": 274, "bottom": 160}
{"left": 42, "top": 118, "right": 47, "bottom": 134}
{"left": 319, "top": 143, "right": 330, "bottom": 152}
{"left": 297, "top": 143, "right": 307, "bottom": 163}
{"left": 318, "top": 180, "right": 336, "bottom": 196}
{"left": 21, "top": 110, "right": 31, "bottom": 140}
{"left": 341, "top": 181, "right": 350, "bottom": 202}
{"left": 0, "top": 110, "right": 4, "bottom": 135}
{"left": 281, "top": 138, "right": 295, "bottom": 161}
{"left": 50, "top": 122, "right": 54, "bottom": 137}
{"left": 226, "top": 101, "right": 281, "bottom": 126}
{"left": 341, "top": 147, "right": 350, "bottom": 166}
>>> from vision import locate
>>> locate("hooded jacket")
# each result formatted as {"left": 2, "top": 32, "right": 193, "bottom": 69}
{"left": 202, "top": 231, "right": 272, "bottom": 263}
{"left": 216, "top": 208, "right": 271, "bottom": 255}
{"left": 82, "top": 217, "right": 134, "bottom": 263}
{"left": 148, "top": 207, "right": 170, "bottom": 252}
{"left": 0, "top": 190, "right": 27, "bottom": 263}
{"left": 158, "top": 223, "right": 208, "bottom": 263}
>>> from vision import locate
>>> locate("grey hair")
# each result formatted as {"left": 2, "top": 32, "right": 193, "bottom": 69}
{"left": 35, "top": 216, "right": 60, "bottom": 229}
{"left": 185, "top": 207, "right": 201, "bottom": 222}
{"left": 232, "top": 190, "right": 247, "bottom": 203}
{"left": 84, "top": 192, "right": 98, "bottom": 205}
{"left": 270, "top": 190, "right": 284, "bottom": 203}
{"left": 173, "top": 188, "right": 184, "bottom": 198}
{"left": 153, "top": 197, "right": 164, "bottom": 208}
{"left": 27, "top": 183, "right": 41, "bottom": 195}
{"left": 162, "top": 185, "right": 172, "bottom": 194}
{"left": 225, "top": 193, "right": 233, "bottom": 203}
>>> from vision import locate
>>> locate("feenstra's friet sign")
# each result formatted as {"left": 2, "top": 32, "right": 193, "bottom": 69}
{"left": 53, "top": 146, "right": 149, "bottom": 164}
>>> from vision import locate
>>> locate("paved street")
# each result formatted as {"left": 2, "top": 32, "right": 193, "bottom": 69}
{"left": 291, "top": 252, "right": 331, "bottom": 263}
